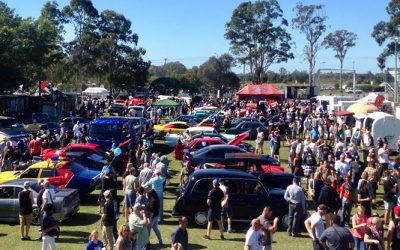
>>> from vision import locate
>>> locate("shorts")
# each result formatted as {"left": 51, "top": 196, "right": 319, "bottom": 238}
{"left": 207, "top": 208, "right": 221, "bottom": 222}
{"left": 124, "top": 191, "right": 136, "bottom": 209}
{"left": 273, "top": 146, "right": 280, "bottom": 156}
{"left": 221, "top": 206, "right": 233, "bottom": 218}
{"left": 19, "top": 213, "right": 33, "bottom": 226}
{"left": 384, "top": 201, "right": 394, "bottom": 211}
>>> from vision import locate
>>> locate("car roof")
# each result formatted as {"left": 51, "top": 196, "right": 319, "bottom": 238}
{"left": 190, "top": 137, "right": 224, "bottom": 143}
{"left": 90, "top": 117, "right": 129, "bottom": 125}
{"left": 0, "top": 179, "right": 37, "bottom": 186}
{"left": 166, "top": 121, "right": 187, "bottom": 125}
{"left": 225, "top": 153, "right": 275, "bottom": 161}
{"left": 191, "top": 169, "right": 258, "bottom": 180}
{"left": 65, "top": 143, "right": 100, "bottom": 149}
{"left": 188, "top": 126, "right": 215, "bottom": 132}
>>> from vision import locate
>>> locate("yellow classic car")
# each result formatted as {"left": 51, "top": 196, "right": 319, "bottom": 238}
{"left": 153, "top": 121, "right": 190, "bottom": 137}
{"left": 0, "top": 161, "right": 59, "bottom": 184}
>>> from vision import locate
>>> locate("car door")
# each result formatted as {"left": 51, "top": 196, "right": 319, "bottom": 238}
{"left": 40, "top": 168, "right": 63, "bottom": 186}
{"left": 223, "top": 179, "right": 248, "bottom": 220}
{"left": 0, "top": 186, "right": 18, "bottom": 221}
{"left": 241, "top": 179, "right": 269, "bottom": 219}
{"left": 190, "top": 179, "right": 212, "bottom": 213}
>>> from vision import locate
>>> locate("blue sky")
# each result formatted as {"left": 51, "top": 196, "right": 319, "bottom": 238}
{"left": 3, "top": 0, "right": 392, "bottom": 73}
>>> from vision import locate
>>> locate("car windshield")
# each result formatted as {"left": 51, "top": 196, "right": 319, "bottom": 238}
{"left": 30, "top": 183, "right": 60, "bottom": 193}
{"left": 89, "top": 124, "right": 123, "bottom": 139}
{"left": 130, "top": 119, "right": 140, "bottom": 125}
{"left": 0, "top": 118, "right": 23, "bottom": 128}
{"left": 67, "top": 162, "right": 88, "bottom": 174}
{"left": 85, "top": 153, "right": 106, "bottom": 163}
{"left": 94, "top": 146, "right": 109, "bottom": 157}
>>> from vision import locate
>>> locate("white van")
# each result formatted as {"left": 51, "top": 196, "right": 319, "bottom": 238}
{"left": 357, "top": 112, "right": 400, "bottom": 150}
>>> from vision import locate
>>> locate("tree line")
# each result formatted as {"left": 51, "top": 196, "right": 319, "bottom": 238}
{"left": 0, "top": 0, "right": 398, "bottom": 97}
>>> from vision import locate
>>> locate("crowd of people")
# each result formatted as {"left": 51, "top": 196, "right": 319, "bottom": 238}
{"left": 7, "top": 96, "right": 400, "bottom": 250}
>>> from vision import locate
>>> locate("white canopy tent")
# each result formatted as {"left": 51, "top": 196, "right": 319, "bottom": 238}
{"left": 82, "top": 87, "right": 110, "bottom": 97}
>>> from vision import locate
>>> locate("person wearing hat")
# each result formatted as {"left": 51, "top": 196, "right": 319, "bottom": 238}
{"left": 18, "top": 181, "right": 34, "bottom": 240}
{"left": 41, "top": 181, "right": 55, "bottom": 214}
{"left": 364, "top": 216, "right": 384, "bottom": 250}
{"left": 101, "top": 190, "right": 116, "bottom": 249}
{"left": 387, "top": 206, "right": 400, "bottom": 250}
{"left": 284, "top": 177, "right": 306, "bottom": 237}
{"left": 203, "top": 178, "right": 225, "bottom": 240}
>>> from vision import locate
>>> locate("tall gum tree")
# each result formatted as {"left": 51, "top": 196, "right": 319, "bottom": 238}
{"left": 292, "top": 3, "right": 327, "bottom": 87}
{"left": 225, "top": 0, "right": 293, "bottom": 84}
{"left": 322, "top": 30, "right": 357, "bottom": 93}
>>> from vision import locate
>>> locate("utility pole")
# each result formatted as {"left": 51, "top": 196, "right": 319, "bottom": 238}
{"left": 243, "top": 62, "right": 246, "bottom": 85}
{"left": 353, "top": 61, "right": 356, "bottom": 99}
{"left": 395, "top": 38, "right": 398, "bottom": 103}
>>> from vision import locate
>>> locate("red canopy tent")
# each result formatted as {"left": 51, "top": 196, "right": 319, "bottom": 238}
{"left": 236, "top": 84, "right": 284, "bottom": 101}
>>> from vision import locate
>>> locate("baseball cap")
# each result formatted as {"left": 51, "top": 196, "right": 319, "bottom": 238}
{"left": 23, "top": 181, "right": 30, "bottom": 187}
{"left": 212, "top": 178, "right": 220, "bottom": 185}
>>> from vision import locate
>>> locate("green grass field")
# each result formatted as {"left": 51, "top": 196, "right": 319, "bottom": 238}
{"left": 0, "top": 140, "right": 385, "bottom": 250}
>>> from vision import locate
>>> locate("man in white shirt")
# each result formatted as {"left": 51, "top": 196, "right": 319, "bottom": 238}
{"left": 41, "top": 181, "right": 55, "bottom": 213}
{"left": 244, "top": 218, "right": 263, "bottom": 250}
{"left": 378, "top": 143, "right": 390, "bottom": 177}
{"left": 334, "top": 153, "right": 350, "bottom": 177}
{"left": 305, "top": 204, "right": 327, "bottom": 250}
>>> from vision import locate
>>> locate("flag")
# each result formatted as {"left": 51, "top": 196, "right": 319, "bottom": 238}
{"left": 40, "top": 81, "right": 48, "bottom": 91}
{"left": 374, "top": 95, "right": 385, "bottom": 108}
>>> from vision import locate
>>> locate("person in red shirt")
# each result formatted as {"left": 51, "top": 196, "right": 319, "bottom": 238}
{"left": 29, "top": 137, "right": 42, "bottom": 157}
{"left": 340, "top": 175, "right": 355, "bottom": 227}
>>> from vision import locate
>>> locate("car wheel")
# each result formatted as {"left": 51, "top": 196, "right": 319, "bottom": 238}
{"left": 32, "top": 208, "right": 41, "bottom": 226}
{"left": 193, "top": 211, "right": 208, "bottom": 226}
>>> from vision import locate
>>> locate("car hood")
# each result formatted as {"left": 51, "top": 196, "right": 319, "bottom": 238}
{"left": 74, "top": 169, "right": 101, "bottom": 179}
{"left": 1, "top": 127, "right": 30, "bottom": 136}
{"left": 0, "top": 171, "right": 19, "bottom": 182}
{"left": 153, "top": 124, "right": 164, "bottom": 131}
{"left": 227, "top": 132, "right": 249, "bottom": 145}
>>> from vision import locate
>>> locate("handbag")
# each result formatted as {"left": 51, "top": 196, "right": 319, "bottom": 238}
{"left": 44, "top": 191, "right": 55, "bottom": 213}
{"left": 308, "top": 180, "right": 315, "bottom": 198}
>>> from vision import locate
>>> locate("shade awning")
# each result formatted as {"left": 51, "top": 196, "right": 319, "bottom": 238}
{"left": 82, "top": 87, "right": 110, "bottom": 96}
{"left": 346, "top": 102, "right": 379, "bottom": 115}
{"left": 152, "top": 99, "right": 181, "bottom": 107}
{"left": 335, "top": 110, "right": 354, "bottom": 116}
{"left": 236, "top": 84, "right": 284, "bottom": 96}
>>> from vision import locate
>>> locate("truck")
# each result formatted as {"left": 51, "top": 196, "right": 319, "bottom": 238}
{"left": 88, "top": 117, "right": 136, "bottom": 148}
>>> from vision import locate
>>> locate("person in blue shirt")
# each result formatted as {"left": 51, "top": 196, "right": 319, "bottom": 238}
{"left": 86, "top": 230, "right": 104, "bottom": 250}
{"left": 171, "top": 216, "right": 189, "bottom": 250}
{"left": 143, "top": 170, "right": 165, "bottom": 221}
{"left": 310, "top": 126, "right": 319, "bottom": 141}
